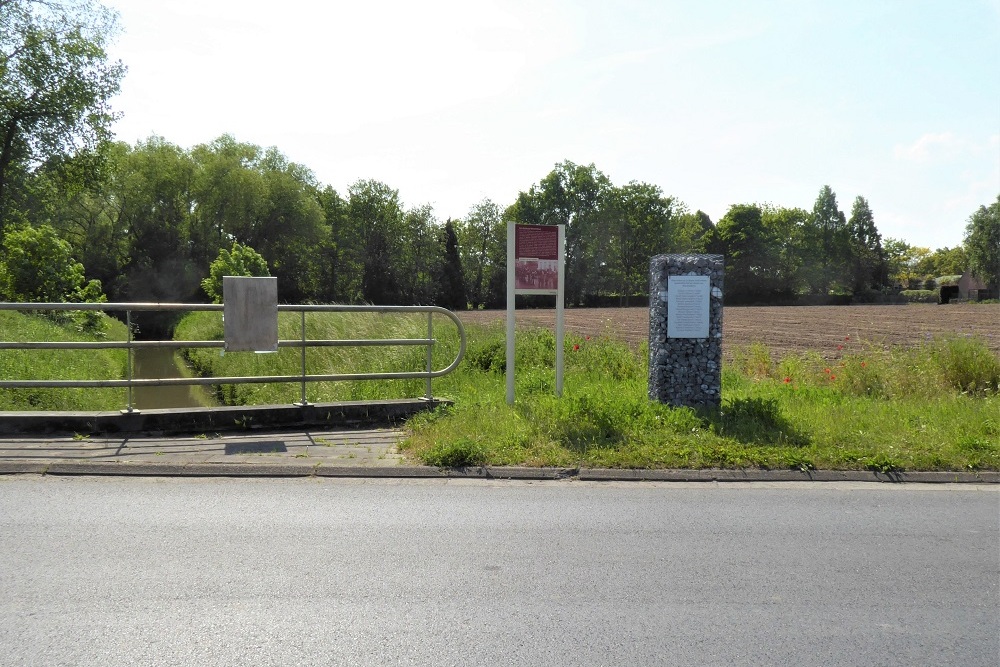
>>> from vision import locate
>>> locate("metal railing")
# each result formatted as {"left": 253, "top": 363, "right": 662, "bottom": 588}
{"left": 0, "top": 302, "right": 466, "bottom": 412}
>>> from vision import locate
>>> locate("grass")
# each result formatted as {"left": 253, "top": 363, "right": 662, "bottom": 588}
{"left": 172, "top": 312, "right": 1000, "bottom": 472}
{"left": 0, "top": 310, "right": 129, "bottom": 410}
{"left": 3, "top": 308, "right": 998, "bottom": 473}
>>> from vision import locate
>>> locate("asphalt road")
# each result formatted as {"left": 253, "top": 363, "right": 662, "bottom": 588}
{"left": 1, "top": 477, "right": 997, "bottom": 666}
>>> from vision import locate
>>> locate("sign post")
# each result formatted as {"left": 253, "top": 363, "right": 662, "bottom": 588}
{"left": 506, "top": 223, "right": 565, "bottom": 405}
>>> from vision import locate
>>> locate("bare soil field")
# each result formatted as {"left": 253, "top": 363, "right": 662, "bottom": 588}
{"left": 458, "top": 304, "right": 1000, "bottom": 359}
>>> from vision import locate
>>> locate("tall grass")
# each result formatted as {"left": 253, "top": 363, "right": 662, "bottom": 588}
{"left": 172, "top": 312, "right": 1000, "bottom": 471}
{"left": 174, "top": 310, "right": 464, "bottom": 404}
{"left": 0, "top": 311, "right": 129, "bottom": 410}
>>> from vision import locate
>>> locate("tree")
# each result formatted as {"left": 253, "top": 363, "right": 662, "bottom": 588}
{"left": 0, "top": 222, "right": 101, "bottom": 301}
{"left": 964, "top": 194, "right": 1000, "bottom": 294}
{"left": 711, "top": 204, "right": 797, "bottom": 303}
{"left": 846, "top": 196, "right": 887, "bottom": 294}
{"left": 0, "top": 0, "right": 125, "bottom": 234}
{"left": 507, "top": 161, "right": 613, "bottom": 304}
{"left": 435, "top": 220, "right": 466, "bottom": 310}
{"left": 456, "top": 199, "right": 504, "bottom": 309}
{"left": 347, "top": 179, "right": 405, "bottom": 304}
{"left": 604, "top": 181, "right": 675, "bottom": 301}
{"left": 201, "top": 242, "right": 270, "bottom": 303}
{"left": 801, "top": 185, "right": 849, "bottom": 293}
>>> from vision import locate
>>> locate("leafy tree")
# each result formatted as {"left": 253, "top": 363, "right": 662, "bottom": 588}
{"left": 201, "top": 242, "right": 270, "bottom": 303}
{"left": 347, "top": 179, "right": 405, "bottom": 304}
{"left": 398, "top": 204, "right": 442, "bottom": 305}
{"left": 914, "top": 246, "right": 968, "bottom": 278}
{"left": 671, "top": 209, "right": 714, "bottom": 253}
{"left": 710, "top": 204, "right": 804, "bottom": 302}
{"left": 604, "top": 181, "right": 676, "bottom": 301}
{"left": 316, "top": 185, "right": 360, "bottom": 303}
{"left": 846, "top": 196, "right": 887, "bottom": 294}
{"left": 0, "top": 0, "right": 125, "bottom": 234}
{"left": 802, "top": 185, "right": 849, "bottom": 293}
{"left": 435, "top": 220, "right": 466, "bottom": 310}
{"left": 507, "top": 161, "right": 613, "bottom": 304}
{"left": 456, "top": 199, "right": 505, "bottom": 309}
{"left": 0, "top": 223, "right": 98, "bottom": 301}
{"left": 964, "top": 194, "right": 1000, "bottom": 293}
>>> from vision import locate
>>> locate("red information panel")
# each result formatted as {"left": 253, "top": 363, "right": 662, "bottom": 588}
{"left": 514, "top": 225, "right": 559, "bottom": 293}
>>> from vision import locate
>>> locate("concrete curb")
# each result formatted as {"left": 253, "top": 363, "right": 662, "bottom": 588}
{"left": 1, "top": 460, "right": 996, "bottom": 483}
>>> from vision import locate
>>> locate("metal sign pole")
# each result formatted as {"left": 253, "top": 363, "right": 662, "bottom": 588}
{"left": 555, "top": 224, "right": 565, "bottom": 397}
{"left": 506, "top": 221, "right": 516, "bottom": 406}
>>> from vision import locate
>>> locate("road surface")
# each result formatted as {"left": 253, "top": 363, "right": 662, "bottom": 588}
{"left": 1, "top": 477, "right": 997, "bottom": 666}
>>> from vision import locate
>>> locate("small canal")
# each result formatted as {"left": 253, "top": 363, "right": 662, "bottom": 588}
{"left": 130, "top": 347, "right": 217, "bottom": 409}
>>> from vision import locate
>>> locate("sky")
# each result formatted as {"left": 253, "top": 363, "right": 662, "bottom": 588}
{"left": 103, "top": 0, "right": 1000, "bottom": 250}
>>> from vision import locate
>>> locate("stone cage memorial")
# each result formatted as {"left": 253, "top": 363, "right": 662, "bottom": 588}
{"left": 648, "top": 254, "right": 724, "bottom": 407}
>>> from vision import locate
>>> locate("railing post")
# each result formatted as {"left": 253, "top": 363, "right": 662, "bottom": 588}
{"left": 296, "top": 309, "right": 310, "bottom": 406}
{"left": 425, "top": 311, "right": 434, "bottom": 401}
{"left": 123, "top": 310, "right": 135, "bottom": 413}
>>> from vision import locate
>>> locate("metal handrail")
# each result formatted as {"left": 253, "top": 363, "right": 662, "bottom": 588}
{"left": 0, "top": 302, "right": 466, "bottom": 411}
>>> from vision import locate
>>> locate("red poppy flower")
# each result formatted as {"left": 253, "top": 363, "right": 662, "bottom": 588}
{"left": 573, "top": 344, "right": 580, "bottom": 351}
{"left": 837, "top": 344, "right": 844, "bottom": 351}
{"left": 783, "top": 377, "right": 792, "bottom": 383}
{"left": 845, "top": 336, "right": 850, "bottom": 341}
{"left": 824, "top": 368, "right": 831, "bottom": 374}
{"left": 830, "top": 375, "right": 836, "bottom": 380}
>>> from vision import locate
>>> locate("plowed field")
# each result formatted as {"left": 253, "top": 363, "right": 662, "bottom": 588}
{"left": 458, "top": 304, "right": 1000, "bottom": 359}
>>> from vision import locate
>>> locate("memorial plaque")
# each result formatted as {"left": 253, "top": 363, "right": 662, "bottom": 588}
{"left": 514, "top": 224, "right": 560, "bottom": 294}
{"left": 667, "top": 275, "right": 710, "bottom": 338}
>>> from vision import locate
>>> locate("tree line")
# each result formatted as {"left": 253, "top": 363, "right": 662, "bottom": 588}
{"left": 2, "top": 0, "right": 998, "bottom": 321}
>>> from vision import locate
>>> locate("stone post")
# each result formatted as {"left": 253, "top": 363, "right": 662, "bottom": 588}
{"left": 648, "top": 254, "right": 724, "bottom": 407}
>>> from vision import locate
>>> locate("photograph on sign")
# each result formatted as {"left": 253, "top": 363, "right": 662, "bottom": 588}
{"left": 666, "top": 275, "right": 710, "bottom": 339}
{"left": 514, "top": 224, "right": 560, "bottom": 295}
{"left": 515, "top": 259, "right": 559, "bottom": 293}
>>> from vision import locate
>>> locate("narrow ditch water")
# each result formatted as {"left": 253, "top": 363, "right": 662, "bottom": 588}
{"left": 131, "top": 347, "right": 217, "bottom": 409}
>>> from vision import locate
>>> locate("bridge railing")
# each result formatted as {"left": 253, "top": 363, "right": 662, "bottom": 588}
{"left": 0, "top": 302, "right": 466, "bottom": 412}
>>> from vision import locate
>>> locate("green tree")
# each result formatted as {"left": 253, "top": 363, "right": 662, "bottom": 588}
{"left": 846, "top": 196, "right": 887, "bottom": 294}
{"left": 507, "top": 161, "right": 612, "bottom": 304}
{"left": 604, "top": 181, "right": 676, "bottom": 301}
{"left": 435, "top": 220, "right": 466, "bottom": 310}
{"left": 398, "top": 204, "right": 442, "bottom": 305}
{"left": 201, "top": 242, "right": 270, "bottom": 303}
{"left": 456, "top": 199, "right": 505, "bottom": 309}
{"left": 964, "top": 194, "right": 1000, "bottom": 293}
{"left": 802, "top": 185, "right": 849, "bottom": 294}
{"left": 0, "top": 223, "right": 98, "bottom": 301}
{"left": 0, "top": 0, "right": 125, "bottom": 234}
{"left": 347, "top": 179, "right": 405, "bottom": 304}
{"left": 711, "top": 204, "right": 802, "bottom": 302}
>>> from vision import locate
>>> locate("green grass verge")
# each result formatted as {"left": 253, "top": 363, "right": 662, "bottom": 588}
{"left": 0, "top": 310, "right": 129, "bottom": 410}
{"left": 172, "top": 312, "right": 1000, "bottom": 472}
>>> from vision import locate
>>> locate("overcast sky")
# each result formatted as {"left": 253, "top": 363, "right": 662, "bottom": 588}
{"left": 103, "top": 0, "right": 999, "bottom": 250}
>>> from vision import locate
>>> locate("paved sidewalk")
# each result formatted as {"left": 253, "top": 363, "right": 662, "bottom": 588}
{"left": 0, "top": 428, "right": 406, "bottom": 468}
{"left": 0, "top": 429, "right": 997, "bottom": 483}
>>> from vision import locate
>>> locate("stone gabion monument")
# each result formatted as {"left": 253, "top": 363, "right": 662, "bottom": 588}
{"left": 648, "top": 254, "right": 724, "bottom": 407}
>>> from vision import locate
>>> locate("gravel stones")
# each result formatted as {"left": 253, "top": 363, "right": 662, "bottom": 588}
{"left": 649, "top": 254, "right": 724, "bottom": 407}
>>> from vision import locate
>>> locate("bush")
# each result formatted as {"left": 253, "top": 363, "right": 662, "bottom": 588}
{"left": 900, "top": 290, "right": 937, "bottom": 303}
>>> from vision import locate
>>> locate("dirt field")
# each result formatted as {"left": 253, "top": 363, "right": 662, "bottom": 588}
{"left": 458, "top": 304, "right": 1000, "bottom": 359}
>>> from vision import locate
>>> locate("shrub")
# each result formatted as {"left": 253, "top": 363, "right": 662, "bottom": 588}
{"left": 900, "top": 290, "right": 937, "bottom": 303}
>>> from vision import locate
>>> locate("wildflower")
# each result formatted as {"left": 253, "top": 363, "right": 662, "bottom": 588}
{"left": 861, "top": 362, "right": 867, "bottom": 368}
{"left": 573, "top": 344, "right": 580, "bottom": 351}
{"left": 824, "top": 368, "right": 831, "bottom": 374}
{"left": 845, "top": 336, "right": 850, "bottom": 341}
{"left": 830, "top": 375, "right": 836, "bottom": 380}
{"left": 837, "top": 345, "right": 844, "bottom": 351}
{"left": 783, "top": 377, "right": 792, "bottom": 384}
{"left": 585, "top": 336, "right": 591, "bottom": 340}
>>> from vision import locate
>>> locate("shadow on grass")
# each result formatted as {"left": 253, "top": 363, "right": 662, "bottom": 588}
{"left": 699, "top": 397, "right": 811, "bottom": 447}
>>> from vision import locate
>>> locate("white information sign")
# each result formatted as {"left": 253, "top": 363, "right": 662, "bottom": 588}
{"left": 667, "top": 275, "right": 710, "bottom": 338}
